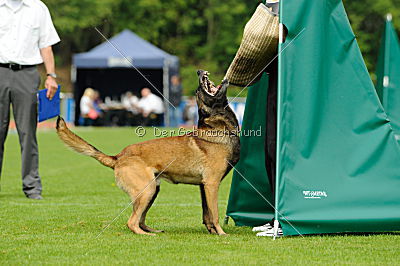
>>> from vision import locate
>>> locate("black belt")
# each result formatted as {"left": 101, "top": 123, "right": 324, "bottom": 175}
{"left": 0, "top": 63, "right": 37, "bottom": 71}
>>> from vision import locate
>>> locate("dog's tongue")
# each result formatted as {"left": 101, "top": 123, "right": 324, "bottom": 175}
{"left": 210, "top": 85, "right": 220, "bottom": 95}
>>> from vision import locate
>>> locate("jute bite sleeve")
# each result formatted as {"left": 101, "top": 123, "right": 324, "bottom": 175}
{"left": 225, "top": 3, "right": 279, "bottom": 87}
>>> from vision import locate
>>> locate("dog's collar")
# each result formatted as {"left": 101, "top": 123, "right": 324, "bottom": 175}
{"left": 188, "top": 128, "right": 240, "bottom": 138}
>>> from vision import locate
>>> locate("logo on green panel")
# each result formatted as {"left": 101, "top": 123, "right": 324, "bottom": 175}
{"left": 303, "top": 190, "right": 328, "bottom": 199}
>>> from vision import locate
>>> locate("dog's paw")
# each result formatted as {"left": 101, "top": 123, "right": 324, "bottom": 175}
{"left": 140, "top": 224, "right": 164, "bottom": 233}
{"left": 205, "top": 225, "right": 218, "bottom": 234}
{"left": 127, "top": 224, "right": 157, "bottom": 236}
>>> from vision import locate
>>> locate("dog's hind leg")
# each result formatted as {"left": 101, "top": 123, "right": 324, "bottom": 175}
{"left": 139, "top": 185, "right": 164, "bottom": 233}
{"left": 200, "top": 184, "right": 216, "bottom": 234}
{"left": 115, "top": 158, "right": 157, "bottom": 236}
{"left": 126, "top": 182, "right": 157, "bottom": 236}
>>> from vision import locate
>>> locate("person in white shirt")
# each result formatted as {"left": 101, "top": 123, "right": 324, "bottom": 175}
{"left": 0, "top": 0, "right": 60, "bottom": 199}
{"left": 122, "top": 91, "right": 142, "bottom": 126}
{"left": 137, "top": 88, "right": 164, "bottom": 126}
{"left": 122, "top": 91, "right": 140, "bottom": 114}
{"left": 80, "top": 88, "right": 101, "bottom": 126}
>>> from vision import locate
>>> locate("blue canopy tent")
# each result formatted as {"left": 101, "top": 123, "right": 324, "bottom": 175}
{"left": 72, "top": 29, "right": 179, "bottom": 126}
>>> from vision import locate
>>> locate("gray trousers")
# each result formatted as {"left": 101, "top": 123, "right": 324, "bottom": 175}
{"left": 0, "top": 66, "right": 41, "bottom": 196}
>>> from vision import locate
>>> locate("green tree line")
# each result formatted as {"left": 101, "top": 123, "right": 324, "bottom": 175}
{"left": 43, "top": 0, "right": 400, "bottom": 95}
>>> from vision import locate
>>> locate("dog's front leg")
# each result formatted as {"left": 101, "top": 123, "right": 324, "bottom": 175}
{"left": 203, "top": 182, "right": 226, "bottom": 235}
{"left": 200, "top": 184, "right": 216, "bottom": 234}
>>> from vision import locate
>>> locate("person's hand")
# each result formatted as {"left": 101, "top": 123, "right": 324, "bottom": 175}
{"left": 45, "top": 76, "right": 58, "bottom": 100}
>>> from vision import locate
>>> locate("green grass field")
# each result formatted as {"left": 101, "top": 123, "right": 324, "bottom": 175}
{"left": 1, "top": 126, "right": 400, "bottom": 265}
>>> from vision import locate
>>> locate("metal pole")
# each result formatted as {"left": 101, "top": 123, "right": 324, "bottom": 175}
{"left": 163, "top": 59, "right": 170, "bottom": 127}
{"left": 383, "top": 15, "right": 391, "bottom": 91}
{"left": 273, "top": 0, "right": 284, "bottom": 240}
{"left": 71, "top": 64, "right": 77, "bottom": 125}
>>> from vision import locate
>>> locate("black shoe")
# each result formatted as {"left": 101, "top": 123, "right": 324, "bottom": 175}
{"left": 27, "top": 194, "right": 43, "bottom": 200}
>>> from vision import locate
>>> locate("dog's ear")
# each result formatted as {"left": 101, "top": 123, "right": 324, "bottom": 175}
{"left": 197, "top": 69, "right": 206, "bottom": 78}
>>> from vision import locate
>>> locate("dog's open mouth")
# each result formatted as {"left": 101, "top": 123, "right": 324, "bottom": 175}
{"left": 201, "top": 71, "right": 221, "bottom": 96}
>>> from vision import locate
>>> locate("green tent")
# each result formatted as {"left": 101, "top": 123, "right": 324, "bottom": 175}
{"left": 376, "top": 14, "right": 400, "bottom": 135}
{"left": 227, "top": 0, "right": 400, "bottom": 236}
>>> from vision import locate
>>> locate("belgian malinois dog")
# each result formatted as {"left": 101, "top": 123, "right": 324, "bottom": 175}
{"left": 56, "top": 70, "right": 240, "bottom": 235}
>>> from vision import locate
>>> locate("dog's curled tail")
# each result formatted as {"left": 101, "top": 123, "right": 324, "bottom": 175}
{"left": 56, "top": 116, "right": 117, "bottom": 169}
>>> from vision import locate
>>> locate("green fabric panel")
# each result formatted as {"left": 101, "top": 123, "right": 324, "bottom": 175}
{"left": 226, "top": 73, "right": 274, "bottom": 226}
{"left": 376, "top": 18, "right": 400, "bottom": 134}
{"left": 278, "top": 0, "right": 400, "bottom": 236}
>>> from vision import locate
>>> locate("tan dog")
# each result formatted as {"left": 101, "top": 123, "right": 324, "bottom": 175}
{"left": 56, "top": 70, "right": 240, "bottom": 235}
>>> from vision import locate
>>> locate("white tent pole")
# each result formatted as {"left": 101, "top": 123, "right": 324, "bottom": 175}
{"left": 71, "top": 65, "right": 77, "bottom": 83}
{"left": 70, "top": 65, "right": 77, "bottom": 124}
{"left": 163, "top": 59, "right": 170, "bottom": 127}
{"left": 383, "top": 15, "right": 391, "bottom": 89}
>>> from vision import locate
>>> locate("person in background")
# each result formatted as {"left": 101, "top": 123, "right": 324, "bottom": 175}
{"left": 93, "top": 90, "right": 106, "bottom": 113}
{"left": 80, "top": 88, "right": 99, "bottom": 126}
{"left": 137, "top": 87, "right": 164, "bottom": 126}
{"left": 122, "top": 91, "right": 140, "bottom": 114}
{"left": 169, "top": 75, "right": 183, "bottom": 127}
{"left": 122, "top": 91, "right": 141, "bottom": 126}
{"left": 92, "top": 90, "right": 106, "bottom": 126}
{"left": 0, "top": 0, "right": 60, "bottom": 199}
{"left": 182, "top": 97, "right": 197, "bottom": 126}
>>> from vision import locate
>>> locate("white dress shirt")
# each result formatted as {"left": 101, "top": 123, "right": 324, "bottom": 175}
{"left": 0, "top": 0, "right": 60, "bottom": 65}
{"left": 138, "top": 94, "right": 165, "bottom": 114}
{"left": 122, "top": 95, "right": 140, "bottom": 114}
{"left": 7, "top": 0, "right": 22, "bottom": 10}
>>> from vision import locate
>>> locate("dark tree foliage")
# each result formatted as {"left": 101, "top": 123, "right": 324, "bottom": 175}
{"left": 43, "top": 0, "right": 400, "bottom": 95}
